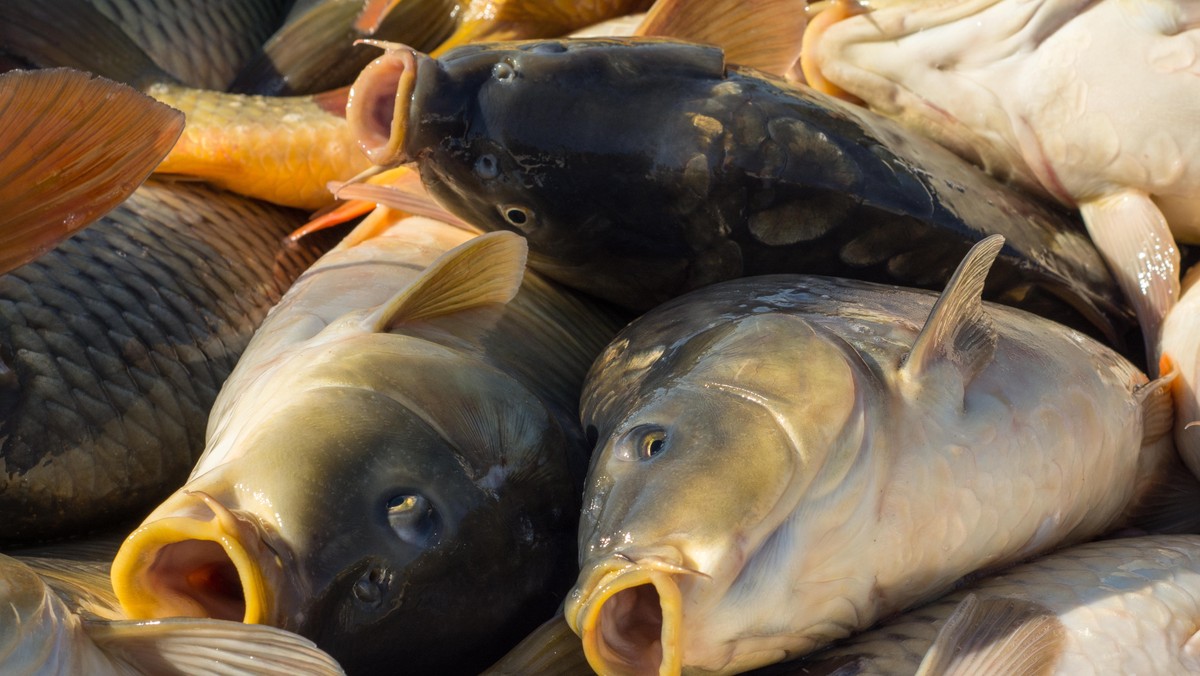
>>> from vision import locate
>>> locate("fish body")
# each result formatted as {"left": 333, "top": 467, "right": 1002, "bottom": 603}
{"left": 0, "top": 180, "right": 332, "bottom": 543}
{"left": 352, "top": 38, "right": 1136, "bottom": 352}
{"left": 566, "top": 237, "right": 1175, "bottom": 675}
{"left": 782, "top": 534, "right": 1200, "bottom": 675}
{"left": 0, "top": 537, "right": 344, "bottom": 675}
{"left": 111, "top": 213, "right": 622, "bottom": 674}
{"left": 0, "top": 0, "right": 370, "bottom": 210}
{"left": 805, "top": 0, "right": 1200, "bottom": 362}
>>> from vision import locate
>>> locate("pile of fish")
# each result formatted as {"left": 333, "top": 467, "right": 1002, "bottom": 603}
{"left": 2, "top": 0, "right": 1200, "bottom": 674}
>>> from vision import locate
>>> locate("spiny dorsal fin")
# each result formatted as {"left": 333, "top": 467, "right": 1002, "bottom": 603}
{"left": 915, "top": 594, "right": 1065, "bottom": 676}
{"left": 0, "top": 68, "right": 183, "bottom": 275}
{"left": 901, "top": 235, "right": 1003, "bottom": 385}
{"left": 363, "top": 230, "right": 528, "bottom": 332}
{"left": 635, "top": 0, "right": 808, "bottom": 78}
{"left": 84, "top": 617, "right": 345, "bottom": 675}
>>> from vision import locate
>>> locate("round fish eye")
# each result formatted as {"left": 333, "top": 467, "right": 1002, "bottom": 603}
{"left": 492, "top": 60, "right": 516, "bottom": 82}
{"left": 499, "top": 204, "right": 534, "bottom": 229}
{"left": 475, "top": 154, "right": 499, "bottom": 179}
{"left": 616, "top": 425, "right": 667, "bottom": 462}
{"left": 386, "top": 493, "right": 437, "bottom": 546}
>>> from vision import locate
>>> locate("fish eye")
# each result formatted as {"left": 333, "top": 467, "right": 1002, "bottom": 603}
{"left": 616, "top": 425, "right": 667, "bottom": 462}
{"left": 475, "top": 154, "right": 499, "bottom": 179}
{"left": 499, "top": 205, "right": 535, "bottom": 230}
{"left": 491, "top": 60, "right": 517, "bottom": 82}
{"left": 386, "top": 493, "right": 438, "bottom": 546}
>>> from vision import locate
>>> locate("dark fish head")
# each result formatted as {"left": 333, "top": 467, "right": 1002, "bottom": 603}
{"left": 348, "top": 38, "right": 735, "bottom": 308}
{"left": 113, "top": 338, "right": 579, "bottom": 673}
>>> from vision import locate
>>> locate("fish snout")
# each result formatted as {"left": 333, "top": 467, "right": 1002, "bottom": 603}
{"left": 110, "top": 490, "right": 300, "bottom": 628}
{"left": 567, "top": 549, "right": 705, "bottom": 676}
{"left": 347, "top": 42, "right": 421, "bottom": 166}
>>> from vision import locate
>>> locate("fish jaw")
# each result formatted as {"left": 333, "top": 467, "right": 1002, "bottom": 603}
{"left": 347, "top": 43, "right": 424, "bottom": 165}
{"left": 111, "top": 489, "right": 300, "bottom": 629}
{"left": 567, "top": 552, "right": 691, "bottom": 676}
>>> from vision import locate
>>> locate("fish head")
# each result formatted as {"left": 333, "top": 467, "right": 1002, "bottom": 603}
{"left": 568, "top": 307, "right": 874, "bottom": 674}
{"left": 348, "top": 38, "right": 734, "bottom": 308}
{"left": 112, "top": 336, "right": 579, "bottom": 673}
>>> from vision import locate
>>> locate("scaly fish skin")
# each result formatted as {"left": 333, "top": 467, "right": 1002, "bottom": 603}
{"left": 567, "top": 238, "right": 1174, "bottom": 675}
{"left": 112, "top": 214, "right": 623, "bottom": 674}
{"left": 354, "top": 38, "right": 1135, "bottom": 351}
{"left": 787, "top": 535, "right": 1200, "bottom": 675}
{"left": 0, "top": 181, "right": 331, "bottom": 544}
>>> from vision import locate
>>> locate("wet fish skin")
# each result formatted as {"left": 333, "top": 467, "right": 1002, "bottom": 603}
{"left": 567, "top": 237, "right": 1175, "bottom": 674}
{"left": 85, "top": 0, "right": 291, "bottom": 90}
{"left": 111, "top": 214, "right": 623, "bottom": 674}
{"left": 361, "top": 38, "right": 1135, "bottom": 351}
{"left": 774, "top": 535, "right": 1200, "bottom": 675}
{"left": 0, "top": 537, "right": 346, "bottom": 675}
{"left": 0, "top": 180, "right": 333, "bottom": 544}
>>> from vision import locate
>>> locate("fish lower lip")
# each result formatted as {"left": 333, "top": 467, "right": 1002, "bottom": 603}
{"left": 568, "top": 560, "right": 688, "bottom": 676}
{"left": 347, "top": 41, "right": 420, "bottom": 166}
{"left": 110, "top": 491, "right": 286, "bottom": 626}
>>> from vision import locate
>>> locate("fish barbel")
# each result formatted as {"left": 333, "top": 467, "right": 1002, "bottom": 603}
{"left": 803, "top": 0, "right": 1200, "bottom": 367}
{"left": 110, "top": 212, "right": 622, "bottom": 673}
{"left": 348, "top": 38, "right": 1137, "bottom": 354}
{"left": 567, "top": 235, "right": 1176, "bottom": 674}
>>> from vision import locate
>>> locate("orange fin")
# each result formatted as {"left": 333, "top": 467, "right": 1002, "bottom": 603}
{"left": 635, "top": 0, "right": 808, "bottom": 78}
{"left": 356, "top": 0, "right": 405, "bottom": 35}
{"left": 288, "top": 200, "right": 378, "bottom": 242}
{"left": 0, "top": 68, "right": 184, "bottom": 274}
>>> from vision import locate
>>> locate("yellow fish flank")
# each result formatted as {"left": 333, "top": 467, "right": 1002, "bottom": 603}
{"left": 149, "top": 84, "right": 371, "bottom": 210}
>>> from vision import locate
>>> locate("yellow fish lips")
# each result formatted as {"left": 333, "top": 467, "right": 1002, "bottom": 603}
{"left": 568, "top": 554, "right": 707, "bottom": 676}
{"left": 110, "top": 491, "right": 290, "bottom": 627}
{"left": 347, "top": 41, "right": 420, "bottom": 166}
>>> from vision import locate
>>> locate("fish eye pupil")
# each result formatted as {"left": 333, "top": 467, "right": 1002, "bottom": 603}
{"left": 642, "top": 435, "right": 665, "bottom": 460}
{"left": 386, "top": 493, "right": 436, "bottom": 545}
{"left": 500, "top": 205, "right": 533, "bottom": 228}
{"left": 507, "top": 209, "right": 526, "bottom": 224}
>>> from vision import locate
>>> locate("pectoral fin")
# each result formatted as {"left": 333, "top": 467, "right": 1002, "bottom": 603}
{"left": 0, "top": 68, "right": 183, "bottom": 275}
{"left": 901, "top": 235, "right": 1002, "bottom": 392}
{"left": 634, "top": 0, "right": 808, "bottom": 78}
{"left": 481, "top": 614, "right": 590, "bottom": 675}
{"left": 364, "top": 230, "right": 528, "bottom": 331}
{"left": 1079, "top": 190, "right": 1179, "bottom": 373}
{"left": 84, "top": 617, "right": 344, "bottom": 675}
{"left": 915, "top": 594, "right": 1065, "bottom": 676}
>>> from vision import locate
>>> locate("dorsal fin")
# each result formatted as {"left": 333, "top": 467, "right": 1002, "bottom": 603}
{"left": 915, "top": 594, "right": 1065, "bottom": 676}
{"left": 634, "top": 0, "right": 808, "bottom": 78}
{"left": 362, "top": 230, "right": 528, "bottom": 332}
{"left": 901, "top": 235, "right": 1003, "bottom": 385}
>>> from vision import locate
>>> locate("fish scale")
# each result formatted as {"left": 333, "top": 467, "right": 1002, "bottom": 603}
{"left": 0, "top": 180, "right": 333, "bottom": 544}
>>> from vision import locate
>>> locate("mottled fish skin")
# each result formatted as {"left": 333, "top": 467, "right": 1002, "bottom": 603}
{"left": 768, "top": 535, "right": 1200, "bottom": 675}
{"left": 85, "top": 0, "right": 290, "bottom": 90}
{"left": 568, "top": 239, "right": 1174, "bottom": 674}
{"left": 0, "top": 180, "right": 332, "bottom": 544}
{"left": 363, "top": 38, "right": 1136, "bottom": 353}
{"left": 112, "top": 214, "right": 624, "bottom": 675}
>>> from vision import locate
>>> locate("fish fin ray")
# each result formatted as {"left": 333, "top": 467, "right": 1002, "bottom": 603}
{"left": 483, "top": 615, "right": 591, "bottom": 675}
{"left": 0, "top": 68, "right": 183, "bottom": 275}
{"left": 634, "top": 0, "right": 808, "bottom": 78}
{"left": 1079, "top": 190, "right": 1179, "bottom": 373}
{"left": 915, "top": 594, "right": 1065, "bottom": 676}
{"left": 1137, "top": 369, "right": 1177, "bottom": 446}
{"left": 84, "top": 617, "right": 344, "bottom": 675}
{"left": 901, "top": 235, "right": 1003, "bottom": 388}
{"left": 365, "top": 230, "right": 528, "bottom": 331}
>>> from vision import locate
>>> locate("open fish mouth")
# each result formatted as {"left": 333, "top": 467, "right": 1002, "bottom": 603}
{"left": 110, "top": 491, "right": 291, "bottom": 626}
{"left": 568, "top": 553, "right": 706, "bottom": 676}
{"left": 347, "top": 41, "right": 421, "bottom": 166}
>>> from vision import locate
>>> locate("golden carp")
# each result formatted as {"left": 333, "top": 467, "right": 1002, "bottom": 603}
{"left": 568, "top": 236, "right": 1176, "bottom": 675}
{"left": 110, "top": 211, "right": 622, "bottom": 673}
